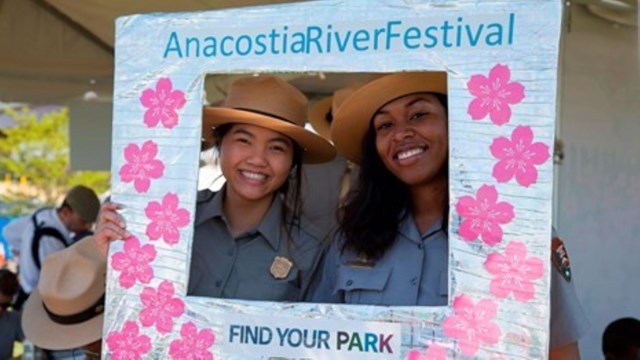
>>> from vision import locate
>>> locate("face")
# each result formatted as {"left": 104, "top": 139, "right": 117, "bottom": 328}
{"left": 60, "top": 207, "right": 93, "bottom": 234}
{"left": 372, "top": 93, "right": 448, "bottom": 188}
{"left": 219, "top": 124, "right": 294, "bottom": 204}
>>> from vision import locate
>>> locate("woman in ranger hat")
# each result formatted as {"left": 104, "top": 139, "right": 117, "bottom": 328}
{"left": 310, "top": 72, "right": 588, "bottom": 358}
{"left": 96, "top": 75, "right": 336, "bottom": 302}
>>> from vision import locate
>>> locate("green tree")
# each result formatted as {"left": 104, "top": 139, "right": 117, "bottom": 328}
{"left": 0, "top": 107, "right": 110, "bottom": 215}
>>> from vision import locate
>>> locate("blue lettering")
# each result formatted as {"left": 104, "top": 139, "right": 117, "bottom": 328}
{"left": 185, "top": 36, "right": 200, "bottom": 57}
{"left": 268, "top": 29, "right": 280, "bottom": 54}
{"left": 485, "top": 23, "right": 504, "bottom": 46}
{"left": 465, "top": 24, "right": 484, "bottom": 46}
{"left": 423, "top": 26, "right": 438, "bottom": 48}
{"left": 163, "top": 31, "right": 183, "bottom": 58}
{"left": 290, "top": 32, "right": 306, "bottom": 54}
{"left": 220, "top": 35, "right": 234, "bottom": 56}
{"left": 364, "top": 333, "right": 378, "bottom": 353}
{"left": 508, "top": 12, "right": 515, "bottom": 44}
{"left": 306, "top": 26, "right": 323, "bottom": 54}
{"left": 235, "top": 35, "right": 252, "bottom": 56}
{"left": 386, "top": 20, "right": 401, "bottom": 50}
{"left": 373, "top": 27, "right": 385, "bottom": 50}
{"left": 203, "top": 36, "right": 216, "bottom": 57}
{"left": 441, "top": 20, "right": 453, "bottom": 47}
{"left": 403, "top": 27, "right": 421, "bottom": 49}
{"left": 352, "top": 29, "right": 370, "bottom": 51}
{"left": 334, "top": 30, "right": 352, "bottom": 52}
{"left": 254, "top": 34, "right": 267, "bottom": 55}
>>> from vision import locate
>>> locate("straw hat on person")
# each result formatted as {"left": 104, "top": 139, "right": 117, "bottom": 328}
{"left": 22, "top": 236, "right": 106, "bottom": 350}
{"left": 308, "top": 82, "right": 364, "bottom": 141}
{"left": 330, "top": 72, "right": 447, "bottom": 165}
{"left": 202, "top": 76, "right": 336, "bottom": 164}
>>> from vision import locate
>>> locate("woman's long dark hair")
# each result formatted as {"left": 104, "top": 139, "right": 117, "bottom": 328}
{"left": 339, "top": 93, "right": 448, "bottom": 260}
{"left": 213, "top": 123, "right": 304, "bottom": 247}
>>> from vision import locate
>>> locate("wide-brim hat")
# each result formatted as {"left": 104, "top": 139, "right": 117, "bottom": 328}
{"left": 331, "top": 72, "right": 447, "bottom": 164}
{"left": 22, "top": 236, "right": 106, "bottom": 350}
{"left": 202, "top": 76, "right": 336, "bottom": 164}
{"left": 308, "top": 82, "right": 365, "bottom": 142}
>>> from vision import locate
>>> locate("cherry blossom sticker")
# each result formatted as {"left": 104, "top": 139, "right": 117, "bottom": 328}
{"left": 442, "top": 295, "right": 502, "bottom": 356}
{"left": 106, "top": 321, "right": 152, "bottom": 360}
{"left": 140, "top": 77, "right": 186, "bottom": 129}
{"left": 169, "top": 322, "right": 215, "bottom": 360}
{"left": 110, "top": 236, "right": 157, "bottom": 289}
{"left": 455, "top": 185, "right": 515, "bottom": 246}
{"left": 490, "top": 125, "right": 550, "bottom": 187}
{"left": 484, "top": 240, "right": 544, "bottom": 302}
{"left": 140, "top": 280, "right": 185, "bottom": 334}
{"left": 406, "top": 344, "right": 447, "bottom": 360}
{"left": 467, "top": 64, "right": 525, "bottom": 125}
{"left": 118, "top": 140, "right": 165, "bottom": 193}
{"left": 145, "top": 193, "right": 191, "bottom": 245}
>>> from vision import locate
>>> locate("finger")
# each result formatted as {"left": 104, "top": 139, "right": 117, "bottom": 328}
{"left": 98, "top": 209, "right": 126, "bottom": 229}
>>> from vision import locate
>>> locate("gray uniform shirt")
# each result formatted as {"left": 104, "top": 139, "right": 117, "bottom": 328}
{"left": 188, "top": 189, "right": 324, "bottom": 302}
{"left": 310, "top": 216, "right": 589, "bottom": 347}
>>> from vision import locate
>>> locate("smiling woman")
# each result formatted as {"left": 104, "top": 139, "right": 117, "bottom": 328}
{"left": 95, "top": 75, "right": 337, "bottom": 303}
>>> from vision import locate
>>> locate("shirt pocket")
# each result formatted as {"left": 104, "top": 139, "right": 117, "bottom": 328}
{"left": 335, "top": 265, "right": 391, "bottom": 305}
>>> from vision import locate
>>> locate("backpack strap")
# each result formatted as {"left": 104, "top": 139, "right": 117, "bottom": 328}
{"left": 30, "top": 208, "right": 68, "bottom": 270}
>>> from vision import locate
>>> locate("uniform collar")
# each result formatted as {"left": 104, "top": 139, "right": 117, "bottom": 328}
{"left": 398, "top": 211, "right": 445, "bottom": 244}
{"left": 194, "top": 187, "right": 283, "bottom": 251}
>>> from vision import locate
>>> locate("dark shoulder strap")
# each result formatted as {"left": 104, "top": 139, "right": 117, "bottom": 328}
{"left": 30, "top": 209, "right": 68, "bottom": 270}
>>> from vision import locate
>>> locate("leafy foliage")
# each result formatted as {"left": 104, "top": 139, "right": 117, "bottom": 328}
{"left": 0, "top": 107, "right": 110, "bottom": 215}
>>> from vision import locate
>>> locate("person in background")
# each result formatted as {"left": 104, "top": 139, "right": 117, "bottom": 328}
{"left": 310, "top": 72, "right": 589, "bottom": 359}
{"left": 4, "top": 185, "right": 100, "bottom": 311}
{"left": 96, "top": 75, "right": 336, "bottom": 302}
{"left": 21, "top": 236, "right": 105, "bottom": 359}
{"left": 602, "top": 317, "right": 640, "bottom": 360}
{"left": 0, "top": 269, "right": 24, "bottom": 360}
{"left": 303, "top": 84, "right": 361, "bottom": 239}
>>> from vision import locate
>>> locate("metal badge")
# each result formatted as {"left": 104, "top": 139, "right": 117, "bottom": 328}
{"left": 270, "top": 256, "right": 293, "bottom": 279}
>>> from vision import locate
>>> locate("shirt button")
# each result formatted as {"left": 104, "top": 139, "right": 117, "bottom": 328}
{"left": 418, "top": 243, "right": 423, "bottom": 249}
{"left": 215, "top": 280, "right": 222, "bottom": 287}
{"left": 346, "top": 280, "right": 353, "bottom": 286}
{"left": 410, "top": 277, "right": 418, "bottom": 286}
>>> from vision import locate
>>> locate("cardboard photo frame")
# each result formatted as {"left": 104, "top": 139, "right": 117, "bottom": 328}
{"left": 105, "top": 1, "right": 562, "bottom": 358}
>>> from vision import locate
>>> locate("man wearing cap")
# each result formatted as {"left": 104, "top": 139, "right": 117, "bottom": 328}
{"left": 4, "top": 185, "right": 100, "bottom": 310}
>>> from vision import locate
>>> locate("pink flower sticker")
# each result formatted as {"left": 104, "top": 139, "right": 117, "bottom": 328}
{"left": 106, "top": 321, "right": 152, "bottom": 360}
{"left": 110, "top": 236, "right": 157, "bottom": 289}
{"left": 490, "top": 126, "right": 550, "bottom": 187}
{"left": 484, "top": 240, "right": 544, "bottom": 302}
{"left": 467, "top": 64, "right": 525, "bottom": 125}
{"left": 169, "top": 322, "right": 215, "bottom": 360}
{"left": 145, "top": 193, "right": 191, "bottom": 245}
{"left": 406, "top": 344, "right": 447, "bottom": 360}
{"left": 119, "top": 140, "right": 165, "bottom": 193}
{"left": 455, "top": 185, "right": 515, "bottom": 246}
{"left": 443, "top": 295, "right": 502, "bottom": 356}
{"left": 140, "top": 280, "right": 185, "bottom": 334}
{"left": 140, "top": 77, "right": 186, "bottom": 129}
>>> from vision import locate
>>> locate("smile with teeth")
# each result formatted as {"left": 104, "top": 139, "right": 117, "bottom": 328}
{"left": 240, "top": 170, "right": 268, "bottom": 181}
{"left": 396, "top": 147, "right": 425, "bottom": 160}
